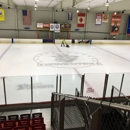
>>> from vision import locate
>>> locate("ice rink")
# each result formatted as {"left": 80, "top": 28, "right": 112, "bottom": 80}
{"left": 0, "top": 43, "right": 130, "bottom": 105}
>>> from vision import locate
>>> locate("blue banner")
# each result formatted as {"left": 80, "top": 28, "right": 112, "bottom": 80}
{"left": 127, "top": 16, "right": 130, "bottom": 36}
{"left": 68, "top": 12, "right": 72, "bottom": 20}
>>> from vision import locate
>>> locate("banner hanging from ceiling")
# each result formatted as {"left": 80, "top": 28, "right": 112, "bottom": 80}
{"left": 0, "top": 9, "right": 5, "bottom": 21}
{"left": 50, "top": 23, "right": 55, "bottom": 31}
{"left": 102, "top": 14, "right": 109, "bottom": 23}
{"left": 77, "top": 13, "right": 85, "bottom": 27}
{"left": 68, "top": 12, "right": 73, "bottom": 20}
{"left": 95, "top": 13, "right": 102, "bottom": 25}
{"left": 22, "top": 10, "right": 31, "bottom": 25}
{"left": 127, "top": 15, "right": 130, "bottom": 36}
{"left": 60, "top": 23, "right": 71, "bottom": 31}
{"left": 54, "top": 24, "right": 60, "bottom": 32}
{"left": 110, "top": 14, "right": 122, "bottom": 35}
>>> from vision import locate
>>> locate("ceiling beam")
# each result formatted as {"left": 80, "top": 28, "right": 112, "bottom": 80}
{"left": 54, "top": 0, "right": 63, "bottom": 9}
{"left": 74, "top": 0, "right": 88, "bottom": 7}
{"left": 0, "top": 0, "right": 15, "bottom": 8}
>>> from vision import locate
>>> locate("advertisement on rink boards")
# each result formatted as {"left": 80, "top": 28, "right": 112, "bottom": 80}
{"left": 110, "top": 14, "right": 122, "bottom": 35}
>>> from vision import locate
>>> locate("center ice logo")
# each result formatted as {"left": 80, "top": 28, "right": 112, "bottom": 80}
{"left": 52, "top": 52, "right": 78, "bottom": 62}
{"left": 34, "top": 51, "right": 102, "bottom": 68}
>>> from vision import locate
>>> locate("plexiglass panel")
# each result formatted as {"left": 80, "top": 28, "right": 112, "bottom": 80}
{"left": 32, "top": 75, "right": 56, "bottom": 102}
{"left": 83, "top": 73, "right": 105, "bottom": 98}
{"left": 121, "top": 73, "right": 130, "bottom": 96}
{"left": 5, "top": 76, "right": 31, "bottom": 104}
{"left": 61, "top": 74, "right": 81, "bottom": 95}
{"left": 106, "top": 73, "right": 123, "bottom": 98}
{"left": 0, "top": 77, "right": 5, "bottom": 105}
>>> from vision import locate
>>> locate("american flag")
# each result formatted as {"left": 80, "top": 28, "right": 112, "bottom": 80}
{"left": 22, "top": 10, "right": 31, "bottom": 25}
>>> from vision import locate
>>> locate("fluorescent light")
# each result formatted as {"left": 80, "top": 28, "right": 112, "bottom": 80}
{"left": 114, "top": 12, "right": 117, "bottom": 15}
{"left": 88, "top": 2, "right": 90, "bottom": 10}
{"left": 87, "top": 6, "right": 90, "bottom": 10}
{"left": 105, "top": 0, "right": 109, "bottom": 6}
{"left": 35, "top": 4, "right": 37, "bottom": 7}
{"left": 76, "top": 10, "right": 79, "bottom": 13}
{"left": 35, "top": 0, "right": 39, "bottom": 1}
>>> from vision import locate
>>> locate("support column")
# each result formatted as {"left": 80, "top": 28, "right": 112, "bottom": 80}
{"left": 15, "top": 7, "right": 19, "bottom": 38}
{"left": 84, "top": 9, "right": 88, "bottom": 39}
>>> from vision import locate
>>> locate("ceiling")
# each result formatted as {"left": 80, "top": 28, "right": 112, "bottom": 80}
{"left": 12, "top": 0, "right": 62, "bottom": 7}
{"left": 0, "top": 0, "right": 129, "bottom": 12}
{"left": 74, "top": 0, "right": 124, "bottom": 9}
{"left": 10, "top": 0, "right": 125, "bottom": 9}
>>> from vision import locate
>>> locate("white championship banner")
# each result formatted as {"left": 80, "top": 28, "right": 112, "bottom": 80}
{"left": 54, "top": 24, "right": 60, "bottom": 32}
{"left": 50, "top": 23, "right": 54, "bottom": 31}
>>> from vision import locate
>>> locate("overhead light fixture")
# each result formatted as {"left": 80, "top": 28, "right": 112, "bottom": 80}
{"left": 105, "top": 0, "right": 109, "bottom": 6}
{"left": 35, "top": 3, "right": 37, "bottom": 7}
{"left": 76, "top": 10, "right": 79, "bottom": 13}
{"left": 87, "top": 6, "right": 90, "bottom": 10}
{"left": 35, "top": 0, "right": 39, "bottom": 1}
{"left": 87, "top": 2, "right": 90, "bottom": 10}
{"left": 34, "top": 7, "right": 37, "bottom": 11}
{"left": 114, "top": 12, "right": 117, "bottom": 15}
{"left": 122, "top": 10, "right": 125, "bottom": 13}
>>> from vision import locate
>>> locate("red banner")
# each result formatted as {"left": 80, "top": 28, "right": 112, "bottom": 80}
{"left": 110, "top": 14, "right": 122, "bottom": 35}
{"left": 77, "top": 13, "right": 85, "bottom": 27}
{"left": 43, "top": 24, "right": 50, "bottom": 27}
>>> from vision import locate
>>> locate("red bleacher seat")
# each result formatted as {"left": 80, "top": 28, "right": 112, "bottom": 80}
{"left": 14, "top": 126, "right": 29, "bottom": 130}
{"left": 20, "top": 114, "right": 31, "bottom": 119}
{"left": 3, "top": 120, "right": 16, "bottom": 128}
{"left": 32, "top": 118, "right": 44, "bottom": 125}
{"left": 0, "top": 116, "right": 6, "bottom": 122}
{"left": 8, "top": 115, "right": 19, "bottom": 121}
{"left": 31, "top": 124, "right": 46, "bottom": 130}
{"left": 18, "top": 119, "right": 30, "bottom": 126}
{"left": 0, "top": 127, "right": 12, "bottom": 130}
{"left": 32, "top": 113, "right": 42, "bottom": 118}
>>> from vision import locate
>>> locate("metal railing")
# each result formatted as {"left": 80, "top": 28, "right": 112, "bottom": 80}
{"left": 51, "top": 91, "right": 130, "bottom": 130}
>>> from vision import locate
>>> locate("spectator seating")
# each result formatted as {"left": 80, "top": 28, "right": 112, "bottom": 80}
{"left": 20, "top": 114, "right": 31, "bottom": 120}
{"left": 18, "top": 119, "right": 30, "bottom": 126}
{"left": 0, "top": 113, "right": 46, "bottom": 130}
{"left": 8, "top": 115, "right": 19, "bottom": 121}
{"left": 3, "top": 120, "right": 16, "bottom": 128}
{"left": 31, "top": 124, "right": 46, "bottom": 130}
{"left": 32, "top": 118, "right": 44, "bottom": 125}
{"left": 14, "top": 126, "right": 29, "bottom": 130}
{"left": 32, "top": 113, "right": 42, "bottom": 118}
{"left": 0, "top": 117, "right": 6, "bottom": 122}
{"left": 0, "top": 127, "right": 12, "bottom": 130}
